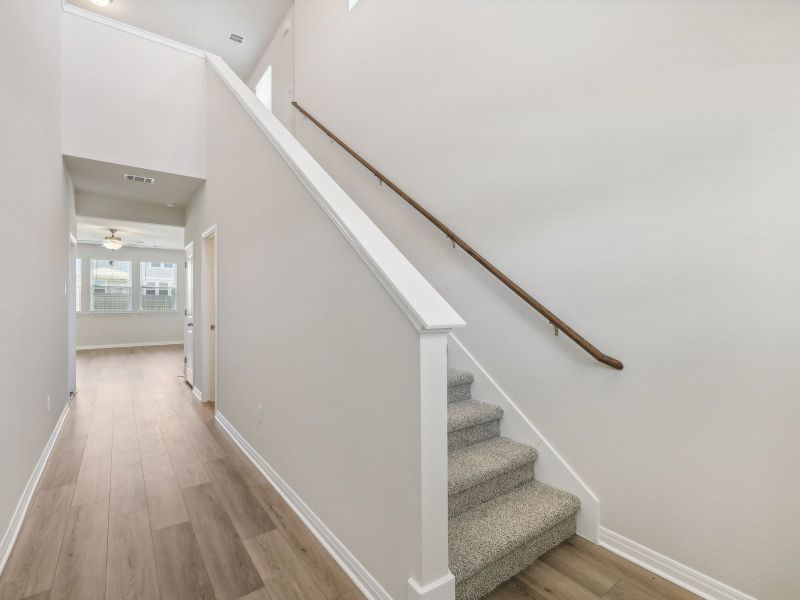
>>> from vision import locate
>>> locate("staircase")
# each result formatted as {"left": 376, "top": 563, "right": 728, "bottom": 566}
{"left": 447, "top": 369, "right": 580, "bottom": 600}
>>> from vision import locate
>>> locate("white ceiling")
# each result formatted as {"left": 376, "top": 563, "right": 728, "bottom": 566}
{"left": 66, "top": 0, "right": 293, "bottom": 79}
{"left": 78, "top": 216, "right": 184, "bottom": 250}
{"left": 65, "top": 156, "right": 204, "bottom": 207}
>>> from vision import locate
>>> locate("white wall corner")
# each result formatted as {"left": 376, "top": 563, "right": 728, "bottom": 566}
{"left": 408, "top": 572, "right": 456, "bottom": 600}
{"left": 0, "top": 400, "right": 71, "bottom": 575}
{"left": 598, "top": 528, "right": 759, "bottom": 600}
{"left": 446, "top": 333, "right": 600, "bottom": 541}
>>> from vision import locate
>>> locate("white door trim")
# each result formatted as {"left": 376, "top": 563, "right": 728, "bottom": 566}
{"left": 184, "top": 241, "right": 195, "bottom": 386}
{"left": 201, "top": 225, "right": 218, "bottom": 408}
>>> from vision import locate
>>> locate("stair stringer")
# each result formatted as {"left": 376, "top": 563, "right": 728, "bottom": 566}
{"left": 447, "top": 333, "right": 599, "bottom": 541}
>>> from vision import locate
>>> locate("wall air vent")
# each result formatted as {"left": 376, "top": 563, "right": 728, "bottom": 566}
{"left": 229, "top": 33, "right": 244, "bottom": 45}
{"left": 124, "top": 174, "right": 155, "bottom": 184}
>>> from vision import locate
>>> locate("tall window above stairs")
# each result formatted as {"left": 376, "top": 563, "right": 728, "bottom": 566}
{"left": 255, "top": 65, "right": 272, "bottom": 111}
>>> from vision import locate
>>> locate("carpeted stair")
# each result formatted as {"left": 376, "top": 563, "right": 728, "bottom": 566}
{"left": 447, "top": 368, "right": 580, "bottom": 600}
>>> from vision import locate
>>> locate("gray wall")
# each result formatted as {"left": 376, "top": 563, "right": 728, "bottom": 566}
{"left": 62, "top": 11, "right": 207, "bottom": 178}
{"left": 291, "top": 1, "right": 800, "bottom": 598}
{"left": 76, "top": 193, "right": 186, "bottom": 227}
{"left": 185, "top": 66, "right": 426, "bottom": 600}
{"left": 247, "top": 5, "right": 295, "bottom": 133}
{"left": 76, "top": 244, "right": 184, "bottom": 348}
{"left": 0, "top": 0, "right": 75, "bottom": 543}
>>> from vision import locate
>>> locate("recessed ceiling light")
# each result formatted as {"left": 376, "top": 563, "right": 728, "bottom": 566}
{"left": 166, "top": 202, "right": 177, "bottom": 208}
{"left": 91, "top": 0, "right": 113, "bottom": 6}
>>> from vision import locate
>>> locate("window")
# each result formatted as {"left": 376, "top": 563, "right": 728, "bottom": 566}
{"left": 255, "top": 65, "right": 272, "bottom": 111}
{"left": 90, "top": 259, "right": 132, "bottom": 313}
{"left": 140, "top": 262, "right": 177, "bottom": 312}
{"left": 76, "top": 259, "right": 81, "bottom": 312}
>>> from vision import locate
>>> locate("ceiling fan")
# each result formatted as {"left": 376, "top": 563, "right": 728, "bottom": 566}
{"left": 102, "top": 229, "right": 123, "bottom": 251}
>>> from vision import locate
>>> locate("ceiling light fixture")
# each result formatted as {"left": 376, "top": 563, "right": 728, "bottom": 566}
{"left": 102, "top": 229, "right": 123, "bottom": 251}
{"left": 91, "top": 0, "right": 113, "bottom": 7}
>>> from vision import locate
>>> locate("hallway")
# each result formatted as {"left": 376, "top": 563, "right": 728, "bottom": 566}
{"left": 0, "top": 346, "right": 365, "bottom": 600}
{"left": 0, "top": 347, "right": 705, "bottom": 600}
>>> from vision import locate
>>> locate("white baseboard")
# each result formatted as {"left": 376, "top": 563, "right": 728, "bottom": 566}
{"left": 0, "top": 400, "right": 71, "bottom": 575}
{"left": 598, "top": 528, "right": 758, "bottom": 600}
{"left": 447, "top": 333, "right": 599, "bottom": 541}
{"left": 192, "top": 386, "right": 203, "bottom": 402}
{"left": 76, "top": 340, "right": 183, "bottom": 350}
{"left": 215, "top": 412, "right": 394, "bottom": 600}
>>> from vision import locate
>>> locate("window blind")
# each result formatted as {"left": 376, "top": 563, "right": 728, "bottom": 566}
{"left": 90, "top": 259, "right": 132, "bottom": 313}
{"left": 140, "top": 262, "right": 177, "bottom": 312}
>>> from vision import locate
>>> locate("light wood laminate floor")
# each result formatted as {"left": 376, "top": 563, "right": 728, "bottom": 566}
{"left": 485, "top": 534, "right": 702, "bottom": 600}
{"left": 0, "top": 346, "right": 701, "bottom": 600}
{"left": 0, "top": 346, "right": 363, "bottom": 600}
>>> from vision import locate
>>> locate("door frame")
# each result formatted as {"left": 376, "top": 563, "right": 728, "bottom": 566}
{"left": 184, "top": 241, "right": 195, "bottom": 386}
{"left": 201, "top": 225, "right": 218, "bottom": 408}
{"left": 68, "top": 233, "right": 78, "bottom": 399}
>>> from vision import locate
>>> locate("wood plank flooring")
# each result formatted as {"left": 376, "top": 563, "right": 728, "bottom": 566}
{"left": 0, "top": 346, "right": 701, "bottom": 600}
{"left": 485, "top": 531, "right": 702, "bottom": 600}
{"left": 0, "top": 346, "right": 366, "bottom": 600}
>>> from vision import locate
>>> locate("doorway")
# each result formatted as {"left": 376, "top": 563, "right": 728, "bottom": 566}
{"left": 201, "top": 226, "right": 217, "bottom": 407}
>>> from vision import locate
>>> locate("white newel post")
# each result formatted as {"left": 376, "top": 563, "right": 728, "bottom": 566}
{"left": 409, "top": 330, "right": 456, "bottom": 600}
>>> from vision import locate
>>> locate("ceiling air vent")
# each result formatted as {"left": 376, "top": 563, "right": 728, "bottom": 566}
{"left": 124, "top": 174, "right": 155, "bottom": 184}
{"left": 229, "top": 33, "right": 244, "bottom": 45}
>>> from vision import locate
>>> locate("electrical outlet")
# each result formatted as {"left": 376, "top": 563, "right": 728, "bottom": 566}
{"left": 47, "top": 395, "right": 51, "bottom": 412}
{"left": 257, "top": 404, "right": 263, "bottom": 424}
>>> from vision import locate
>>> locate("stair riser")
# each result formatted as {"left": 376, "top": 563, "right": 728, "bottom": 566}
{"left": 455, "top": 516, "right": 577, "bottom": 600}
{"left": 449, "top": 463, "right": 534, "bottom": 518}
{"left": 448, "top": 383, "right": 471, "bottom": 403}
{"left": 448, "top": 420, "right": 500, "bottom": 451}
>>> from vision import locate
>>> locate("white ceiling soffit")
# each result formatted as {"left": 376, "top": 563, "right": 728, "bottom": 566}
{"left": 65, "top": 0, "right": 293, "bottom": 79}
{"left": 64, "top": 155, "right": 204, "bottom": 207}
{"left": 78, "top": 216, "right": 184, "bottom": 250}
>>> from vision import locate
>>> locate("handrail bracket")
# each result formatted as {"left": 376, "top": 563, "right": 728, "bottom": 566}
{"left": 291, "top": 101, "right": 623, "bottom": 371}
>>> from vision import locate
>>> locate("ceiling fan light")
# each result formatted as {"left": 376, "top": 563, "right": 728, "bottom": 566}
{"left": 103, "top": 229, "right": 123, "bottom": 251}
{"left": 102, "top": 239, "right": 123, "bottom": 251}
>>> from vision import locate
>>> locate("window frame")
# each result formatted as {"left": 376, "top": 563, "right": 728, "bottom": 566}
{"left": 89, "top": 259, "right": 133, "bottom": 314}
{"left": 139, "top": 261, "right": 178, "bottom": 313}
{"left": 255, "top": 65, "right": 273, "bottom": 111}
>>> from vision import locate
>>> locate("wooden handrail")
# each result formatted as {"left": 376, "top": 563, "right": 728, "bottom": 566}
{"left": 292, "top": 101, "right": 623, "bottom": 370}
